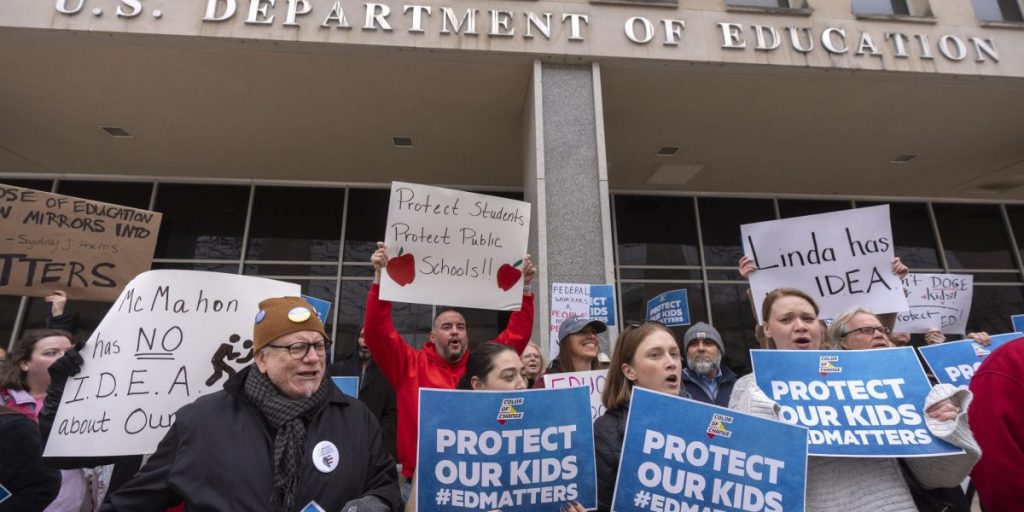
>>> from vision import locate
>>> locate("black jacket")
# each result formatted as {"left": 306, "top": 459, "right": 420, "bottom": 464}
{"left": 681, "top": 365, "right": 739, "bottom": 407}
{"left": 329, "top": 352, "right": 398, "bottom": 460}
{"left": 593, "top": 405, "right": 627, "bottom": 512}
{"left": 102, "top": 366, "right": 401, "bottom": 511}
{"left": 0, "top": 408, "right": 61, "bottom": 511}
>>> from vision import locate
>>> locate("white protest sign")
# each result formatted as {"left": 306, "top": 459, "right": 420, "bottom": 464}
{"left": 894, "top": 273, "right": 974, "bottom": 335}
{"left": 543, "top": 369, "right": 609, "bottom": 421}
{"left": 741, "top": 205, "right": 907, "bottom": 322}
{"left": 45, "top": 270, "right": 300, "bottom": 457}
{"left": 379, "top": 182, "right": 531, "bottom": 311}
{"left": 549, "top": 283, "right": 592, "bottom": 359}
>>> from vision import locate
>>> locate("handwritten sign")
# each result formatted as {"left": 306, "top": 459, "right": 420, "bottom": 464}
{"left": 331, "top": 376, "right": 360, "bottom": 398}
{"left": 751, "top": 347, "right": 963, "bottom": 457}
{"left": 894, "top": 273, "right": 973, "bottom": 335}
{"left": 918, "top": 332, "right": 1022, "bottom": 386}
{"left": 741, "top": 205, "right": 907, "bottom": 322}
{"left": 612, "top": 387, "right": 807, "bottom": 512}
{"left": 44, "top": 270, "right": 299, "bottom": 457}
{"left": 379, "top": 182, "right": 531, "bottom": 311}
{"left": 543, "top": 369, "right": 608, "bottom": 421}
{"left": 549, "top": 282, "right": 616, "bottom": 359}
{"left": 646, "top": 289, "right": 690, "bottom": 327}
{"left": 0, "top": 184, "right": 162, "bottom": 302}
{"left": 416, "top": 387, "right": 597, "bottom": 512}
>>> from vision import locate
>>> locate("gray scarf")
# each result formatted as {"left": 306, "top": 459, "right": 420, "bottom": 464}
{"left": 244, "top": 368, "right": 330, "bottom": 512}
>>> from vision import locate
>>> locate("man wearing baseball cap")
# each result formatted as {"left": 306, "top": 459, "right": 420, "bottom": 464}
{"left": 104, "top": 297, "right": 401, "bottom": 512}
{"left": 680, "top": 322, "right": 739, "bottom": 407}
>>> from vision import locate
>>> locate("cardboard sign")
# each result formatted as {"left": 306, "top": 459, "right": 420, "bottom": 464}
{"left": 416, "top": 387, "right": 597, "bottom": 512}
{"left": 44, "top": 270, "right": 300, "bottom": 457}
{"left": 646, "top": 289, "right": 690, "bottom": 327}
{"left": 379, "top": 182, "right": 531, "bottom": 311}
{"left": 741, "top": 205, "right": 907, "bottom": 322}
{"left": 751, "top": 348, "right": 964, "bottom": 458}
{"left": 331, "top": 376, "right": 359, "bottom": 398}
{"left": 918, "top": 332, "right": 1022, "bottom": 386}
{"left": 549, "top": 282, "right": 616, "bottom": 359}
{"left": 894, "top": 274, "right": 974, "bottom": 335}
{"left": 0, "top": 184, "right": 162, "bottom": 302}
{"left": 612, "top": 387, "right": 807, "bottom": 512}
{"left": 543, "top": 369, "right": 609, "bottom": 421}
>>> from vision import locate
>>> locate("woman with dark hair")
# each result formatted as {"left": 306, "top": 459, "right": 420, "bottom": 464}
{"left": 0, "top": 404, "right": 61, "bottom": 511}
{"left": 533, "top": 316, "right": 607, "bottom": 388}
{"left": 0, "top": 328, "right": 90, "bottom": 511}
{"left": 729, "top": 288, "right": 980, "bottom": 512}
{"left": 593, "top": 321, "right": 684, "bottom": 511}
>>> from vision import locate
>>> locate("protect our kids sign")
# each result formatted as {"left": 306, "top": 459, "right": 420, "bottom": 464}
{"left": 741, "top": 205, "right": 907, "bottom": 322}
{"left": 613, "top": 388, "right": 807, "bottom": 512}
{"left": 918, "top": 332, "right": 1022, "bottom": 386}
{"left": 416, "top": 387, "right": 597, "bottom": 512}
{"left": 751, "top": 347, "right": 964, "bottom": 458}
{"left": 45, "top": 270, "right": 300, "bottom": 457}
{"left": 380, "top": 182, "right": 531, "bottom": 311}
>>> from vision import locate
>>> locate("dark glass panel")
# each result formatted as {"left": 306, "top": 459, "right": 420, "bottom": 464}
{"left": 57, "top": 181, "right": 152, "bottom": 210}
{"left": 247, "top": 186, "right": 343, "bottom": 262}
{"left": 777, "top": 199, "right": 853, "bottom": 218}
{"left": 708, "top": 284, "right": 760, "bottom": 376}
{"left": 614, "top": 195, "right": 700, "bottom": 266}
{"left": 933, "top": 203, "right": 1016, "bottom": 269}
{"left": 154, "top": 184, "right": 248, "bottom": 260}
{"left": 699, "top": 197, "right": 776, "bottom": 267}
{"left": 343, "top": 189, "right": 390, "bottom": 263}
{"left": 855, "top": 202, "right": 941, "bottom": 270}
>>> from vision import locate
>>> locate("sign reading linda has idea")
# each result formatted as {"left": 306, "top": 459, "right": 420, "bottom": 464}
{"left": 380, "top": 182, "right": 531, "bottom": 311}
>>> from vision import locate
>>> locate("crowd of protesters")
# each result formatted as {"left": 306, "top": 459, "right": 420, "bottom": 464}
{"left": 0, "top": 240, "right": 1020, "bottom": 512}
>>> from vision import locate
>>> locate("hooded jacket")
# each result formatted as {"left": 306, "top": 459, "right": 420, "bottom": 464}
{"left": 363, "top": 283, "right": 534, "bottom": 478}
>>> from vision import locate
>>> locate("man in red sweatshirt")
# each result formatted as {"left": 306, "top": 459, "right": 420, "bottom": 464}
{"left": 363, "top": 242, "right": 536, "bottom": 499}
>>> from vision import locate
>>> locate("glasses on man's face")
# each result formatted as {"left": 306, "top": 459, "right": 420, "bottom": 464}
{"left": 266, "top": 340, "right": 330, "bottom": 359}
{"left": 841, "top": 326, "right": 890, "bottom": 337}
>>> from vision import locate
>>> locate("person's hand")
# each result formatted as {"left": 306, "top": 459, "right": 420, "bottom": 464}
{"left": 561, "top": 503, "right": 586, "bottom": 512}
{"left": 522, "top": 254, "right": 536, "bottom": 287}
{"left": 339, "top": 495, "right": 389, "bottom": 512}
{"left": 48, "top": 340, "right": 85, "bottom": 381}
{"left": 45, "top": 290, "right": 68, "bottom": 316}
{"left": 371, "top": 242, "right": 389, "bottom": 283}
{"left": 891, "top": 257, "right": 909, "bottom": 279}
{"left": 966, "top": 331, "right": 991, "bottom": 346}
{"left": 739, "top": 255, "right": 757, "bottom": 279}
{"left": 924, "top": 329, "right": 946, "bottom": 345}
{"left": 925, "top": 397, "right": 962, "bottom": 422}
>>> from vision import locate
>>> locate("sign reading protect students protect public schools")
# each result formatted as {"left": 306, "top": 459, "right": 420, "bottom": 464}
{"left": 0, "top": 183, "right": 162, "bottom": 302}
{"left": 45, "top": 270, "right": 300, "bottom": 457}
{"left": 741, "top": 205, "right": 907, "bottom": 322}
{"left": 751, "top": 347, "right": 964, "bottom": 458}
{"left": 380, "top": 182, "right": 531, "bottom": 311}
{"left": 416, "top": 387, "right": 597, "bottom": 512}
{"left": 613, "top": 387, "right": 807, "bottom": 512}
{"left": 918, "top": 332, "right": 1022, "bottom": 386}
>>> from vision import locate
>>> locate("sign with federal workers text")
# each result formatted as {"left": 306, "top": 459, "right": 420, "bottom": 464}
{"left": 416, "top": 387, "right": 597, "bottom": 512}
{"left": 918, "top": 332, "right": 1022, "bottom": 386}
{"left": 751, "top": 347, "right": 964, "bottom": 457}
{"left": 612, "top": 388, "right": 807, "bottom": 512}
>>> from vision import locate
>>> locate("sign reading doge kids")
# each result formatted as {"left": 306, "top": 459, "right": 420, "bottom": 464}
{"left": 416, "top": 387, "right": 597, "bottom": 512}
{"left": 751, "top": 347, "right": 964, "bottom": 458}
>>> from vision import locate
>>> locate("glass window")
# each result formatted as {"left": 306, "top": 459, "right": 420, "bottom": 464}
{"left": 343, "top": 189, "right": 390, "bottom": 263}
{"left": 154, "top": 184, "right": 249, "bottom": 260}
{"left": 1, "top": 179, "right": 53, "bottom": 192}
{"left": 965, "top": 285, "right": 1024, "bottom": 334}
{"left": 708, "top": 284, "right": 760, "bottom": 376}
{"left": 932, "top": 203, "right": 1016, "bottom": 270}
{"left": 21, "top": 296, "right": 114, "bottom": 344}
{"left": 1002, "top": 204, "right": 1024, "bottom": 268}
{"left": 57, "top": 181, "right": 152, "bottom": 210}
{"left": 699, "top": 198, "right": 776, "bottom": 268}
{"left": 777, "top": 199, "right": 853, "bottom": 219}
{"left": 855, "top": 202, "right": 941, "bottom": 270}
{"left": 0, "top": 296, "right": 21, "bottom": 349}
{"left": 336, "top": 279, "right": 433, "bottom": 355}
{"left": 853, "top": 0, "right": 910, "bottom": 15}
{"left": 972, "top": 0, "right": 1024, "bottom": 21}
{"left": 247, "top": 186, "right": 344, "bottom": 262}
{"left": 725, "top": 0, "right": 792, "bottom": 7}
{"left": 614, "top": 196, "right": 700, "bottom": 267}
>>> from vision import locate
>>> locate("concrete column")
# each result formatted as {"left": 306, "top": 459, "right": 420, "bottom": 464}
{"left": 523, "top": 60, "right": 616, "bottom": 358}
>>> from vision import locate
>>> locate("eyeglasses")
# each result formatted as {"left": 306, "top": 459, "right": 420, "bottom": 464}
{"left": 265, "top": 340, "right": 330, "bottom": 359}
{"left": 841, "top": 326, "right": 890, "bottom": 337}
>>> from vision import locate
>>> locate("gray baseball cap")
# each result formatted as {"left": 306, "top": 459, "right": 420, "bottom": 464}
{"left": 558, "top": 316, "right": 608, "bottom": 344}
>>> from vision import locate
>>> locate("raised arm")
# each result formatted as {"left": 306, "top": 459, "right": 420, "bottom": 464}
{"left": 493, "top": 254, "right": 536, "bottom": 355}
{"left": 364, "top": 242, "right": 415, "bottom": 387}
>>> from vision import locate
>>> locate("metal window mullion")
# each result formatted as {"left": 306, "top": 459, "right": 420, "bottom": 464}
{"left": 238, "top": 184, "right": 256, "bottom": 275}
{"left": 772, "top": 198, "right": 781, "bottom": 219}
{"left": 610, "top": 193, "right": 624, "bottom": 347}
{"left": 926, "top": 202, "right": 950, "bottom": 273}
{"left": 693, "top": 196, "right": 712, "bottom": 324}
{"left": 332, "top": 187, "right": 351, "bottom": 345}
{"left": 999, "top": 203, "right": 1024, "bottom": 282}
{"left": 9, "top": 297, "right": 29, "bottom": 349}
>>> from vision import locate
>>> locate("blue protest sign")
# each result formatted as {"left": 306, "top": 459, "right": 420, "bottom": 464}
{"left": 751, "top": 347, "right": 964, "bottom": 457}
{"left": 646, "top": 289, "right": 690, "bottom": 327}
{"left": 918, "top": 332, "right": 1023, "bottom": 386}
{"left": 416, "top": 387, "right": 597, "bottom": 512}
{"left": 300, "top": 501, "right": 326, "bottom": 512}
{"left": 331, "top": 377, "right": 359, "bottom": 399}
{"left": 0, "top": 483, "right": 10, "bottom": 504}
{"left": 301, "top": 294, "right": 332, "bottom": 325}
{"left": 590, "top": 285, "right": 617, "bottom": 327}
{"left": 613, "top": 388, "right": 807, "bottom": 512}
{"left": 1012, "top": 314, "right": 1024, "bottom": 334}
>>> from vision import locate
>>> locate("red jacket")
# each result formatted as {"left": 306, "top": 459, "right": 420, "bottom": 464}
{"left": 969, "top": 337, "right": 1024, "bottom": 512}
{"left": 363, "top": 284, "right": 534, "bottom": 478}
